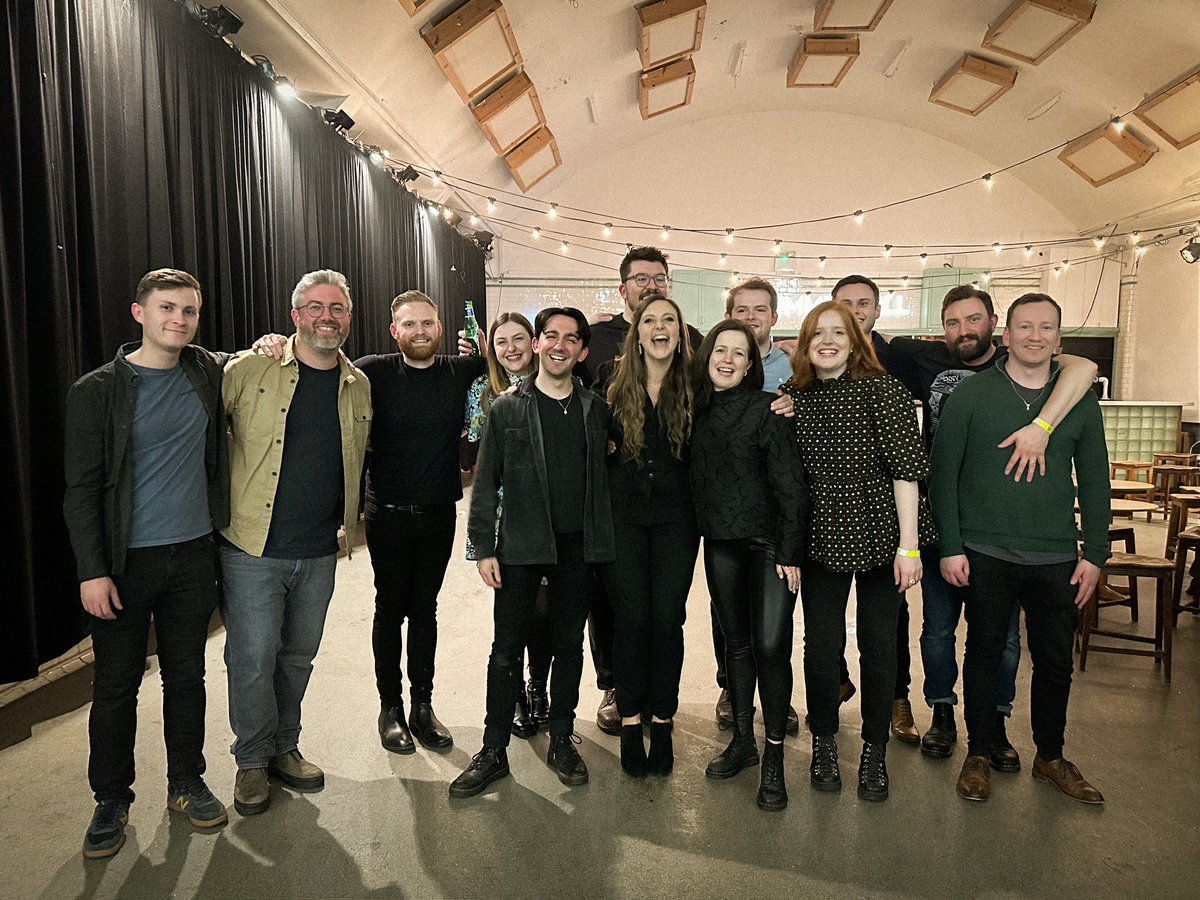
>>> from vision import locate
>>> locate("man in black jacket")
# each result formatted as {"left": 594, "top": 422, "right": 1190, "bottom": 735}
{"left": 63, "top": 269, "right": 231, "bottom": 859}
{"left": 450, "top": 307, "right": 616, "bottom": 799}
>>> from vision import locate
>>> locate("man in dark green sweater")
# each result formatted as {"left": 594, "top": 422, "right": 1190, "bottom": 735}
{"left": 930, "top": 293, "right": 1109, "bottom": 805}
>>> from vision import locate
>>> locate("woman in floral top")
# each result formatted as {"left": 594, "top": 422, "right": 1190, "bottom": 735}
{"left": 786, "top": 301, "right": 935, "bottom": 804}
{"left": 463, "top": 312, "right": 548, "bottom": 738}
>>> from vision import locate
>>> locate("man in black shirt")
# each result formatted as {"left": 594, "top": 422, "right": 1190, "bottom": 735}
{"left": 355, "top": 291, "right": 487, "bottom": 755}
{"left": 450, "top": 307, "right": 615, "bottom": 798}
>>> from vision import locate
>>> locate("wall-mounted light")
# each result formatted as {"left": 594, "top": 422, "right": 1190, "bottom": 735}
{"left": 981, "top": 0, "right": 1096, "bottom": 66}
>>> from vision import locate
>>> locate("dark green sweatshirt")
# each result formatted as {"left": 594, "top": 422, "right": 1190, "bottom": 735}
{"left": 929, "top": 360, "right": 1111, "bottom": 568}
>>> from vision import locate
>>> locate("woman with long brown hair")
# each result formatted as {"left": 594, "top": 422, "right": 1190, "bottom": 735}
{"left": 463, "top": 312, "right": 550, "bottom": 739}
{"left": 786, "top": 300, "right": 934, "bottom": 803}
{"left": 599, "top": 292, "right": 699, "bottom": 778}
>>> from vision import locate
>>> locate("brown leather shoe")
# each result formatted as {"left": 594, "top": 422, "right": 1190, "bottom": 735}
{"left": 596, "top": 689, "right": 621, "bottom": 736}
{"left": 838, "top": 681, "right": 856, "bottom": 705}
{"left": 267, "top": 750, "right": 324, "bottom": 791}
{"left": 956, "top": 755, "right": 990, "bottom": 801}
{"left": 890, "top": 699, "right": 920, "bottom": 743}
{"left": 1032, "top": 756, "right": 1104, "bottom": 804}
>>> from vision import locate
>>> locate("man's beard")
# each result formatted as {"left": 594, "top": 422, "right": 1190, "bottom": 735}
{"left": 299, "top": 322, "right": 347, "bottom": 352}
{"left": 398, "top": 335, "right": 437, "bottom": 360}
{"left": 949, "top": 333, "right": 992, "bottom": 363}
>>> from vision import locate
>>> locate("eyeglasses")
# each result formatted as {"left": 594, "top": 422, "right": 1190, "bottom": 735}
{"left": 300, "top": 302, "right": 349, "bottom": 319}
{"left": 625, "top": 273, "right": 671, "bottom": 288}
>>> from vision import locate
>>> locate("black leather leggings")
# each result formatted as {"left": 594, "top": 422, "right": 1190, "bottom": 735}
{"left": 703, "top": 537, "right": 797, "bottom": 741}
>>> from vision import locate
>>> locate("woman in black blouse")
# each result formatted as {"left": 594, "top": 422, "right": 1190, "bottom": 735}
{"left": 786, "top": 301, "right": 934, "bottom": 803}
{"left": 691, "top": 320, "right": 807, "bottom": 811}
{"left": 601, "top": 293, "right": 700, "bottom": 778}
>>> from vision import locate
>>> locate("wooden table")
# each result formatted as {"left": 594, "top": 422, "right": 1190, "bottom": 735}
{"left": 1108, "top": 499, "right": 1158, "bottom": 520}
{"left": 1109, "top": 479, "right": 1155, "bottom": 519}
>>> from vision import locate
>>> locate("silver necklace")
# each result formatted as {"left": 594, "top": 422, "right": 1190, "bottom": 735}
{"left": 555, "top": 393, "right": 573, "bottom": 415}
{"left": 1004, "top": 370, "right": 1047, "bottom": 411}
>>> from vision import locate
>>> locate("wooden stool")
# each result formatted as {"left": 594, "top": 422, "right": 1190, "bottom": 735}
{"left": 1105, "top": 524, "right": 1138, "bottom": 620}
{"left": 1080, "top": 553, "right": 1175, "bottom": 681}
{"left": 1165, "top": 493, "right": 1200, "bottom": 559}
{"left": 1110, "top": 460, "right": 1152, "bottom": 482}
{"left": 1173, "top": 527, "right": 1200, "bottom": 621}
{"left": 1149, "top": 465, "right": 1200, "bottom": 516}
{"left": 1153, "top": 452, "right": 1198, "bottom": 467}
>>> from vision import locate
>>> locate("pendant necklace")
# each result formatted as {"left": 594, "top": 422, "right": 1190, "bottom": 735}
{"left": 556, "top": 393, "right": 573, "bottom": 415}
{"left": 1004, "top": 371, "right": 1046, "bottom": 411}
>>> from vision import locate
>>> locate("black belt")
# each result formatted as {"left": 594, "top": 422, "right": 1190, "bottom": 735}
{"left": 381, "top": 503, "right": 432, "bottom": 514}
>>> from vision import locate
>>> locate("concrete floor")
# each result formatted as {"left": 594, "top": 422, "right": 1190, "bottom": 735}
{"left": 2, "top": 501, "right": 1198, "bottom": 899}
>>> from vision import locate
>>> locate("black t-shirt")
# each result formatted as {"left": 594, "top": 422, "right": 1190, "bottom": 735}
{"left": 889, "top": 336, "right": 1008, "bottom": 439}
{"left": 354, "top": 354, "right": 487, "bottom": 505}
{"left": 535, "top": 386, "right": 587, "bottom": 534}
{"left": 870, "top": 330, "right": 922, "bottom": 399}
{"left": 263, "top": 360, "right": 343, "bottom": 559}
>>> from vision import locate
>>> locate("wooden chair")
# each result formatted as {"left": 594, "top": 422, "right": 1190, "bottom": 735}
{"left": 1110, "top": 460, "right": 1152, "bottom": 482}
{"left": 1104, "top": 524, "right": 1138, "bottom": 620}
{"left": 1080, "top": 553, "right": 1175, "bottom": 682}
{"left": 1172, "top": 527, "right": 1200, "bottom": 621}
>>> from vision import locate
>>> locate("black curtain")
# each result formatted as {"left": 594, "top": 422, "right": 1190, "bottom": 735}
{"left": 1, "top": 0, "right": 487, "bottom": 682}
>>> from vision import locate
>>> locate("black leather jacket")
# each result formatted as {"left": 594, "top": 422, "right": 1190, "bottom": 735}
{"left": 63, "top": 342, "right": 230, "bottom": 581}
{"left": 469, "top": 377, "right": 615, "bottom": 565}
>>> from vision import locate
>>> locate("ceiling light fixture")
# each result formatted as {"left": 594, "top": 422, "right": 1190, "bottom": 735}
{"left": 470, "top": 71, "right": 546, "bottom": 155}
{"left": 636, "top": 0, "right": 707, "bottom": 71}
{"left": 1180, "top": 240, "right": 1200, "bottom": 264}
{"left": 981, "top": 0, "right": 1096, "bottom": 66}
{"left": 787, "top": 35, "right": 860, "bottom": 88}
{"left": 929, "top": 54, "right": 1018, "bottom": 117}
{"left": 423, "top": 0, "right": 523, "bottom": 103}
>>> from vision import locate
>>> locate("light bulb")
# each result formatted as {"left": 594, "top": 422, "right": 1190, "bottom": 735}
{"left": 883, "top": 245, "right": 892, "bottom": 258}
{"left": 1062, "top": 259, "right": 1070, "bottom": 270}
{"left": 919, "top": 253, "right": 928, "bottom": 267}
{"left": 431, "top": 171, "right": 442, "bottom": 185}
{"left": 487, "top": 197, "right": 497, "bottom": 212}
{"left": 661, "top": 226, "right": 671, "bottom": 241}
{"left": 725, "top": 228, "right": 735, "bottom": 243}
{"left": 602, "top": 223, "right": 612, "bottom": 237}
{"left": 719, "top": 253, "right": 727, "bottom": 266}
{"left": 993, "top": 242, "right": 1002, "bottom": 254}
{"left": 1093, "top": 236, "right": 1106, "bottom": 249}
{"left": 818, "top": 256, "right": 827, "bottom": 269}
{"left": 547, "top": 203, "right": 558, "bottom": 219}
{"left": 854, "top": 210, "right": 865, "bottom": 225}
{"left": 1111, "top": 116, "right": 1125, "bottom": 133}
{"left": 1024, "top": 245, "right": 1033, "bottom": 258}
{"left": 560, "top": 241, "right": 569, "bottom": 254}
{"left": 983, "top": 173, "right": 993, "bottom": 189}
{"left": 531, "top": 227, "right": 541, "bottom": 239}
{"left": 773, "top": 240, "right": 782, "bottom": 254}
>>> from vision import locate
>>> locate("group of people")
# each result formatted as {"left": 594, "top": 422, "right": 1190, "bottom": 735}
{"left": 62, "top": 245, "right": 1110, "bottom": 860}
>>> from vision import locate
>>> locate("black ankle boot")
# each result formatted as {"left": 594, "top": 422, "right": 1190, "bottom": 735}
{"left": 757, "top": 741, "right": 787, "bottom": 811}
{"left": 511, "top": 689, "right": 537, "bottom": 739}
{"left": 378, "top": 704, "right": 415, "bottom": 754}
{"left": 858, "top": 741, "right": 889, "bottom": 802}
{"left": 989, "top": 713, "right": 1021, "bottom": 773}
{"left": 528, "top": 680, "right": 550, "bottom": 727}
{"left": 705, "top": 712, "right": 759, "bottom": 780}
{"left": 921, "top": 702, "right": 957, "bottom": 759}
{"left": 647, "top": 722, "right": 674, "bottom": 776}
{"left": 620, "top": 724, "right": 648, "bottom": 778}
{"left": 810, "top": 734, "right": 841, "bottom": 791}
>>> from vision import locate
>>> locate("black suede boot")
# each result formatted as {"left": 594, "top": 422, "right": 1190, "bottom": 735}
{"left": 705, "top": 710, "right": 759, "bottom": 780}
{"left": 647, "top": 722, "right": 674, "bottom": 776}
{"left": 920, "top": 702, "right": 957, "bottom": 759}
{"left": 757, "top": 740, "right": 787, "bottom": 811}
{"left": 620, "top": 724, "right": 648, "bottom": 778}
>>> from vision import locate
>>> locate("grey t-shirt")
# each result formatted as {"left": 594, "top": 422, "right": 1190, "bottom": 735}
{"left": 127, "top": 362, "right": 212, "bottom": 548}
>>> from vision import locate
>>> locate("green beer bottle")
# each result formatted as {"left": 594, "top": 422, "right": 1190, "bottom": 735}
{"left": 463, "top": 301, "right": 480, "bottom": 355}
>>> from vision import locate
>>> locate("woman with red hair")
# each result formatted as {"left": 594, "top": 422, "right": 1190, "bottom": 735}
{"left": 786, "top": 301, "right": 934, "bottom": 803}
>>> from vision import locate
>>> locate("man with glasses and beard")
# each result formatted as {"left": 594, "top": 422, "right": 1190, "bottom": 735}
{"left": 354, "top": 291, "right": 487, "bottom": 756}
{"left": 880, "top": 285, "right": 1097, "bottom": 770}
{"left": 221, "top": 270, "right": 372, "bottom": 817}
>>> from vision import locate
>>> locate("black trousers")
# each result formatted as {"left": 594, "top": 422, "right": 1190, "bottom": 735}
{"left": 705, "top": 538, "right": 796, "bottom": 740}
{"left": 605, "top": 518, "right": 700, "bottom": 719}
{"left": 483, "top": 532, "right": 593, "bottom": 747}
{"left": 837, "top": 596, "right": 911, "bottom": 699}
{"left": 88, "top": 535, "right": 219, "bottom": 803}
{"left": 366, "top": 502, "right": 457, "bottom": 707}
{"left": 526, "top": 584, "right": 552, "bottom": 685}
{"left": 964, "top": 551, "right": 1078, "bottom": 760}
{"left": 587, "top": 574, "right": 615, "bottom": 691}
{"left": 711, "top": 602, "right": 728, "bottom": 690}
{"left": 801, "top": 559, "right": 902, "bottom": 745}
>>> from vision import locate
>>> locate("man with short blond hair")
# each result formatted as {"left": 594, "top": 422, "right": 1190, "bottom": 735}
{"left": 65, "top": 268, "right": 230, "bottom": 858}
{"left": 725, "top": 277, "right": 792, "bottom": 392}
{"left": 221, "top": 269, "right": 371, "bottom": 817}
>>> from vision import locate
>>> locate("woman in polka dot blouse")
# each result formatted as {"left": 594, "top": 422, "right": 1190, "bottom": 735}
{"left": 785, "top": 300, "right": 936, "bottom": 804}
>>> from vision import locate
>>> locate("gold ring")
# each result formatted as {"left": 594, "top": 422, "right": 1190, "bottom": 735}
{"left": 908, "top": 578, "right": 917, "bottom": 585}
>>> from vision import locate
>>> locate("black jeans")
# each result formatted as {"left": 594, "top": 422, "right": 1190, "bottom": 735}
{"left": 705, "top": 538, "right": 797, "bottom": 740}
{"left": 837, "top": 596, "right": 911, "bottom": 699}
{"left": 526, "top": 584, "right": 552, "bottom": 685}
{"left": 88, "top": 535, "right": 219, "bottom": 803}
{"left": 964, "top": 551, "right": 1078, "bottom": 760}
{"left": 801, "top": 559, "right": 902, "bottom": 745}
{"left": 587, "top": 573, "right": 615, "bottom": 691}
{"left": 483, "top": 532, "right": 593, "bottom": 747}
{"left": 366, "top": 502, "right": 457, "bottom": 707}
{"left": 605, "top": 518, "right": 700, "bottom": 719}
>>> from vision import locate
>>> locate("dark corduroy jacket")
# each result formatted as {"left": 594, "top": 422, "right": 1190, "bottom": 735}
{"left": 469, "top": 377, "right": 615, "bottom": 565}
{"left": 63, "top": 342, "right": 231, "bottom": 582}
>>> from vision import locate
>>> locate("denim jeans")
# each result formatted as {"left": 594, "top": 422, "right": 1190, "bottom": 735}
{"left": 89, "top": 535, "right": 219, "bottom": 803}
{"left": 963, "top": 551, "right": 1079, "bottom": 760}
{"left": 483, "top": 532, "right": 593, "bottom": 748}
{"left": 365, "top": 501, "right": 457, "bottom": 707}
{"left": 919, "top": 545, "right": 1020, "bottom": 714}
{"left": 220, "top": 544, "right": 337, "bottom": 768}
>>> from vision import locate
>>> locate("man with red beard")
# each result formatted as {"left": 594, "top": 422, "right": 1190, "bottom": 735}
{"left": 354, "top": 291, "right": 487, "bottom": 756}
